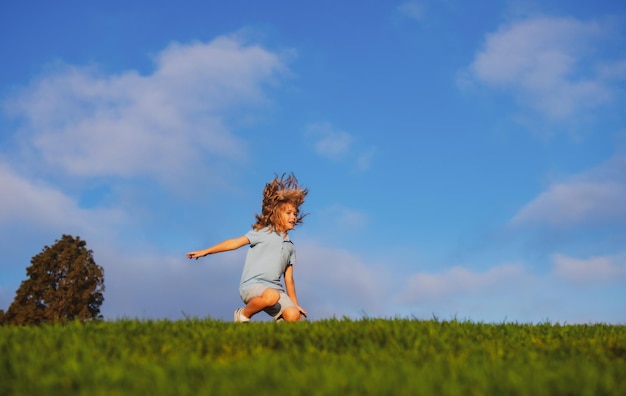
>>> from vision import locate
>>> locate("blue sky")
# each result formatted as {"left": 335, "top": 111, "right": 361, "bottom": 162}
{"left": 1, "top": 0, "right": 625, "bottom": 323}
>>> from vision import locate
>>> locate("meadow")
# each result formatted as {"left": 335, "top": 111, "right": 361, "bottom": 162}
{"left": 1, "top": 318, "right": 624, "bottom": 395}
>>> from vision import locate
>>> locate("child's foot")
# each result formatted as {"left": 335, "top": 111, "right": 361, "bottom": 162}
{"left": 234, "top": 308, "right": 250, "bottom": 323}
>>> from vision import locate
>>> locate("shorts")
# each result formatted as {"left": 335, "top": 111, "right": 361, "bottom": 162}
{"left": 240, "top": 283, "right": 296, "bottom": 321}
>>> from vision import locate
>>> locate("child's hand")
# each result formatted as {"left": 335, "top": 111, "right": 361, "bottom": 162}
{"left": 297, "top": 306, "right": 307, "bottom": 318}
{"left": 186, "top": 251, "right": 204, "bottom": 260}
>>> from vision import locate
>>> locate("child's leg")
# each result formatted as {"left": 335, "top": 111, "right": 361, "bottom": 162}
{"left": 268, "top": 291, "right": 302, "bottom": 322}
{"left": 241, "top": 287, "right": 279, "bottom": 319}
{"left": 280, "top": 306, "right": 302, "bottom": 322}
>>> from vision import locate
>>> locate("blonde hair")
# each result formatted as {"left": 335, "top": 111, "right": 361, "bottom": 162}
{"left": 252, "top": 173, "right": 308, "bottom": 232}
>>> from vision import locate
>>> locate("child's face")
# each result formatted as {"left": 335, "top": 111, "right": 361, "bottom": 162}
{"left": 278, "top": 203, "right": 298, "bottom": 232}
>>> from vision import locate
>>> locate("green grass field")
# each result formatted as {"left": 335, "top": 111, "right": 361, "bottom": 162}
{"left": 1, "top": 318, "right": 624, "bottom": 395}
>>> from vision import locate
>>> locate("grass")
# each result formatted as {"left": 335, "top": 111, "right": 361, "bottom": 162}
{"left": 1, "top": 318, "right": 625, "bottom": 395}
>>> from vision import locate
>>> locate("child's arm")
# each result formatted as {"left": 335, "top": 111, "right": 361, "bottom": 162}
{"left": 186, "top": 236, "right": 250, "bottom": 260}
{"left": 284, "top": 265, "right": 307, "bottom": 317}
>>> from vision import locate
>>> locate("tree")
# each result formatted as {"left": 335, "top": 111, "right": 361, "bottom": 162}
{"left": 3, "top": 235, "right": 105, "bottom": 325}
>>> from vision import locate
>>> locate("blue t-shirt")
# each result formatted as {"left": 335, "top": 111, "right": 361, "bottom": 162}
{"left": 239, "top": 227, "right": 296, "bottom": 294}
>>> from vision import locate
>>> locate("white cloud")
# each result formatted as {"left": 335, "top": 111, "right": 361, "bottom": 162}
{"left": 392, "top": 260, "right": 626, "bottom": 323}
{"left": 397, "top": 263, "right": 527, "bottom": 303}
{"left": 354, "top": 147, "right": 377, "bottom": 172}
{"left": 0, "top": 161, "right": 126, "bottom": 232}
{"left": 297, "top": 240, "right": 391, "bottom": 318}
{"left": 464, "top": 16, "right": 617, "bottom": 121}
{"left": 304, "top": 122, "right": 375, "bottom": 171}
{"left": 4, "top": 35, "right": 289, "bottom": 186}
{"left": 305, "top": 122, "right": 354, "bottom": 160}
{"left": 511, "top": 155, "right": 626, "bottom": 228}
{"left": 318, "top": 205, "right": 368, "bottom": 232}
{"left": 552, "top": 252, "right": 626, "bottom": 284}
{"left": 511, "top": 181, "right": 626, "bottom": 227}
{"left": 596, "top": 59, "right": 626, "bottom": 81}
{"left": 100, "top": 247, "right": 245, "bottom": 320}
{"left": 397, "top": 1, "right": 426, "bottom": 22}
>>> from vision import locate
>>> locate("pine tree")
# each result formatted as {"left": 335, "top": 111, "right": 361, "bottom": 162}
{"left": 3, "top": 235, "right": 105, "bottom": 325}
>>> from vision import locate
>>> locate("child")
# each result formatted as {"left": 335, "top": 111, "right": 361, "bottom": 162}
{"left": 186, "top": 173, "right": 308, "bottom": 322}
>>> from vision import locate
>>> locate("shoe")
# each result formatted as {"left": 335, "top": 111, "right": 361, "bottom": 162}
{"left": 234, "top": 308, "right": 250, "bottom": 323}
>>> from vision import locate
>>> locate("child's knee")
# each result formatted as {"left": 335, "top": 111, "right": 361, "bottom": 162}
{"left": 262, "top": 288, "right": 280, "bottom": 306}
{"left": 281, "top": 307, "right": 301, "bottom": 322}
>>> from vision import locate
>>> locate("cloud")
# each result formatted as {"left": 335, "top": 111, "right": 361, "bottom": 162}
{"left": 0, "top": 161, "right": 126, "bottom": 232}
{"left": 510, "top": 155, "right": 626, "bottom": 228}
{"left": 511, "top": 181, "right": 626, "bottom": 228}
{"left": 297, "top": 240, "right": 391, "bottom": 318}
{"left": 397, "top": 1, "right": 426, "bottom": 22}
{"left": 3, "top": 35, "right": 289, "bottom": 186}
{"left": 317, "top": 205, "right": 368, "bottom": 232}
{"left": 304, "top": 122, "right": 375, "bottom": 171}
{"left": 596, "top": 59, "right": 626, "bottom": 81}
{"left": 100, "top": 247, "right": 245, "bottom": 320}
{"left": 305, "top": 122, "right": 354, "bottom": 159}
{"left": 463, "top": 16, "right": 622, "bottom": 121}
{"left": 397, "top": 263, "right": 527, "bottom": 304}
{"left": 552, "top": 252, "right": 626, "bottom": 284}
{"left": 393, "top": 260, "right": 626, "bottom": 323}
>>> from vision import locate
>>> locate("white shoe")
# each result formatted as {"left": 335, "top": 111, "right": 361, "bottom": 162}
{"left": 234, "top": 308, "right": 250, "bottom": 323}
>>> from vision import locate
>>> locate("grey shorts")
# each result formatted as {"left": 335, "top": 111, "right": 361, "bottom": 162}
{"left": 240, "top": 283, "right": 296, "bottom": 320}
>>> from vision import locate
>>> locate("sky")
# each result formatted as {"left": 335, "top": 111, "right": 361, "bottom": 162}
{"left": 1, "top": 0, "right": 625, "bottom": 324}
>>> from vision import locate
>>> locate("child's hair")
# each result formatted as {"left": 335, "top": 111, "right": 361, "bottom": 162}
{"left": 253, "top": 173, "right": 308, "bottom": 232}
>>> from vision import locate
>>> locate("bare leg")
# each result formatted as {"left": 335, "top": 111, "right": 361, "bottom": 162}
{"left": 242, "top": 288, "right": 280, "bottom": 319}
{"left": 281, "top": 306, "right": 302, "bottom": 322}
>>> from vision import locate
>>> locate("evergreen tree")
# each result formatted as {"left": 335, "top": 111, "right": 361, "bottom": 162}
{"left": 3, "top": 235, "right": 105, "bottom": 325}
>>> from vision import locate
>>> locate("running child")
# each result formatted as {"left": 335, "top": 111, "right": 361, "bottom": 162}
{"left": 186, "top": 173, "right": 308, "bottom": 322}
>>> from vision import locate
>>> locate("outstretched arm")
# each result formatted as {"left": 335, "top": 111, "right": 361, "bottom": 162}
{"left": 284, "top": 265, "right": 307, "bottom": 318}
{"left": 186, "top": 235, "right": 250, "bottom": 260}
